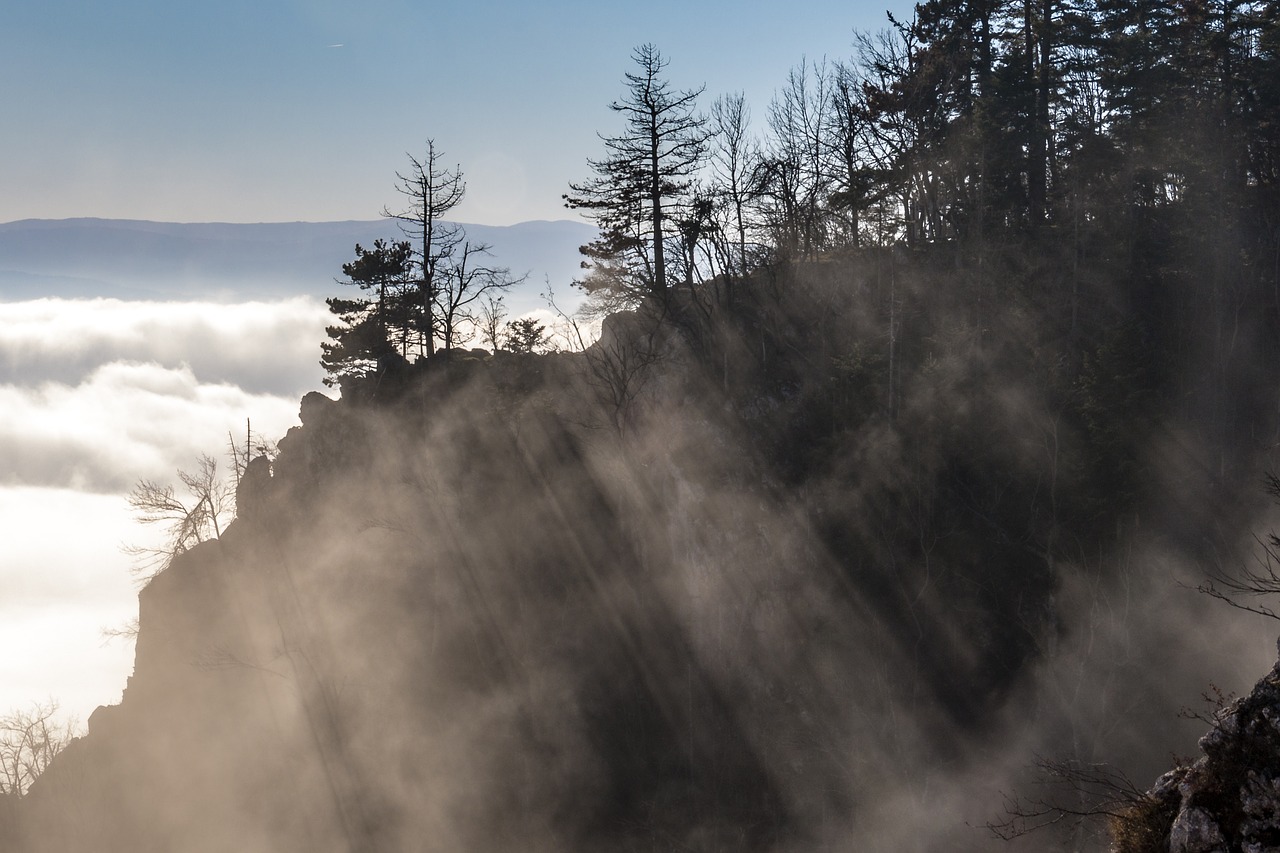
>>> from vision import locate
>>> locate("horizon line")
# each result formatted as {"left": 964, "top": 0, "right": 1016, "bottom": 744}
{"left": 0, "top": 215, "right": 593, "bottom": 229}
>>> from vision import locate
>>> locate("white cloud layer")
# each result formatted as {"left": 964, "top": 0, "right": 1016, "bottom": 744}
{"left": 0, "top": 360, "right": 303, "bottom": 493}
{"left": 0, "top": 297, "right": 325, "bottom": 724}
{"left": 0, "top": 297, "right": 331, "bottom": 394}
{"left": 0, "top": 487, "right": 150, "bottom": 725}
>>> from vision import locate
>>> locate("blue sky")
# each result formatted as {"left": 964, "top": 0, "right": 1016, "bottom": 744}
{"left": 4, "top": 0, "right": 914, "bottom": 225}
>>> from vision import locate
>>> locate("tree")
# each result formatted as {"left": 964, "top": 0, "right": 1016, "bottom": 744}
{"left": 707, "top": 92, "right": 761, "bottom": 285}
{"left": 825, "top": 62, "right": 878, "bottom": 246}
{"left": 1199, "top": 472, "right": 1280, "bottom": 619}
{"left": 478, "top": 296, "right": 507, "bottom": 353}
{"left": 434, "top": 241, "right": 522, "bottom": 353}
{"left": 503, "top": 317, "right": 549, "bottom": 354}
{"left": 321, "top": 239, "right": 414, "bottom": 386}
{"left": 0, "top": 702, "right": 79, "bottom": 797}
{"left": 226, "top": 418, "right": 278, "bottom": 490}
{"left": 565, "top": 44, "right": 708, "bottom": 308}
{"left": 125, "top": 454, "right": 233, "bottom": 579}
{"left": 384, "top": 141, "right": 466, "bottom": 358}
{"left": 758, "top": 57, "right": 836, "bottom": 258}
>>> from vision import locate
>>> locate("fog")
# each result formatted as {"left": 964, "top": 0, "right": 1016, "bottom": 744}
{"left": 193, "top": 342, "right": 1274, "bottom": 851}
{"left": 0, "top": 292, "right": 582, "bottom": 727}
{"left": 5, "top": 268, "right": 1280, "bottom": 850}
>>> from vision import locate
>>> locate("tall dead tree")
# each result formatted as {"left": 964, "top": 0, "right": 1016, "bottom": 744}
{"left": 384, "top": 141, "right": 465, "bottom": 357}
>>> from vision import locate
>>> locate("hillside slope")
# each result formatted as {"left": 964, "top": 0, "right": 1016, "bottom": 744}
{"left": 5, "top": 249, "right": 1277, "bottom": 851}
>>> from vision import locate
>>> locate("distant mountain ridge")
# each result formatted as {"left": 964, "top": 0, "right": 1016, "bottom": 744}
{"left": 0, "top": 218, "right": 596, "bottom": 311}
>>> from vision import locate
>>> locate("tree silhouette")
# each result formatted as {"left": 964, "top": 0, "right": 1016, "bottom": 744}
{"left": 320, "top": 239, "right": 413, "bottom": 386}
{"left": 384, "top": 141, "right": 466, "bottom": 358}
{"left": 565, "top": 44, "right": 708, "bottom": 308}
{"left": 124, "top": 454, "right": 232, "bottom": 580}
{"left": 503, "top": 317, "right": 548, "bottom": 354}
{"left": 435, "top": 241, "right": 522, "bottom": 353}
{"left": 0, "top": 703, "right": 79, "bottom": 797}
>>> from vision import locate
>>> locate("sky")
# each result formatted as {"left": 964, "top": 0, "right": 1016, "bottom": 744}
{"left": 1, "top": 0, "right": 914, "bottom": 226}
{"left": 0, "top": 1, "right": 929, "bottom": 726}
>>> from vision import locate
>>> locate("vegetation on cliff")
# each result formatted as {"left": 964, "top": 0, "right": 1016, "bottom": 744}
{"left": 6, "top": 2, "right": 1280, "bottom": 849}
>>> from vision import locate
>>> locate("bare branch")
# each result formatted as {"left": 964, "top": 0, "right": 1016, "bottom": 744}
{"left": 124, "top": 454, "right": 235, "bottom": 581}
{"left": 984, "top": 757, "right": 1156, "bottom": 842}
{"left": 0, "top": 701, "right": 80, "bottom": 797}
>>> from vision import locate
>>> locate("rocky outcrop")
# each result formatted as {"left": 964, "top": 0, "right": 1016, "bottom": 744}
{"left": 1124, "top": 639, "right": 1280, "bottom": 853}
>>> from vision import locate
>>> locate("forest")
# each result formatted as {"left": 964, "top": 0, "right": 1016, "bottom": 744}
{"left": 5, "top": 1, "right": 1280, "bottom": 851}
{"left": 327, "top": 0, "right": 1280, "bottom": 502}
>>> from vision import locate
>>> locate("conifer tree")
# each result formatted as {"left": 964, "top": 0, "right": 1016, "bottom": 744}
{"left": 565, "top": 44, "right": 708, "bottom": 308}
{"left": 320, "top": 239, "right": 413, "bottom": 386}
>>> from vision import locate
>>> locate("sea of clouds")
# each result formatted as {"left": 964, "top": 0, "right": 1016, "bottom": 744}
{"left": 0, "top": 296, "right": 332, "bottom": 724}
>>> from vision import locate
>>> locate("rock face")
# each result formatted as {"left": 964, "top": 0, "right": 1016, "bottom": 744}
{"left": 1125, "top": 640, "right": 1280, "bottom": 853}
{"left": 6, "top": 385, "right": 800, "bottom": 852}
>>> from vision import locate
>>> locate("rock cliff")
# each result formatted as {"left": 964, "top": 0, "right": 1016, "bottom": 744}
{"left": 1121, "top": 640, "right": 1280, "bottom": 853}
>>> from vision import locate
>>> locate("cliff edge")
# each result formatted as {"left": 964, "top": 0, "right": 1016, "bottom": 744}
{"left": 1120, "top": 640, "right": 1280, "bottom": 852}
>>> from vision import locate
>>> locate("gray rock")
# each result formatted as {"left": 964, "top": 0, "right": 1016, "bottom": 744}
{"left": 1129, "top": 639, "right": 1280, "bottom": 852}
{"left": 1169, "top": 806, "right": 1226, "bottom": 853}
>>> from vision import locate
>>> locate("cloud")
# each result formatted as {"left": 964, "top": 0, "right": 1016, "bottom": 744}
{"left": 0, "top": 360, "right": 302, "bottom": 493}
{"left": 0, "top": 298, "right": 319, "bottom": 724}
{"left": 0, "top": 297, "right": 331, "bottom": 395}
{"left": 0, "top": 487, "right": 144, "bottom": 723}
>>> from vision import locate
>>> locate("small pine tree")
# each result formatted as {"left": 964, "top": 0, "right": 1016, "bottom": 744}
{"left": 320, "top": 240, "right": 413, "bottom": 386}
{"left": 504, "top": 317, "right": 548, "bottom": 354}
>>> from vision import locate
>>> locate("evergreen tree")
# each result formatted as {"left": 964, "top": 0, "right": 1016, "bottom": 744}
{"left": 320, "top": 239, "right": 413, "bottom": 387}
{"left": 565, "top": 44, "right": 708, "bottom": 309}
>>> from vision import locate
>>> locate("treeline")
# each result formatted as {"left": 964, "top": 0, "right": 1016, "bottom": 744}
{"left": 551, "top": 2, "right": 1280, "bottom": 536}
{"left": 585, "top": 0, "right": 1280, "bottom": 278}
{"left": 330, "top": 1, "right": 1280, "bottom": 433}
{"left": 322, "top": 1, "right": 1280, "bottom": 554}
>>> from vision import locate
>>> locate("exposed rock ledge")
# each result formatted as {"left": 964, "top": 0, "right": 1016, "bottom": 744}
{"left": 1127, "top": 639, "right": 1280, "bottom": 853}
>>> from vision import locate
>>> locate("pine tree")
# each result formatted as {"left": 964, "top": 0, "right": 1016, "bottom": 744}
{"left": 320, "top": 239, "right": 413, "bottom": 386}
{"left": 565, "top": 44, "right": 708, "bottom": 308}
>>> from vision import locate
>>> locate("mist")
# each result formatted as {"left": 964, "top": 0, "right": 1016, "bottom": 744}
{"left": 0, "top": 297, "right": 321, "bottom": 725}
{"left": 6, "top": 0, "right": 1280, "bottom": 844}
{"left": 8, "top": 251, "right": 1277, "bottom": 852}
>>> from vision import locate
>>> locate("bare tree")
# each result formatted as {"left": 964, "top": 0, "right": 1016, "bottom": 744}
{"left": 758, "top": 57, "right": 836, "bottom": 259}
{"left": 0, "top": 702, "right": 80, "bottom": 797}
{"left": 125, "top": 454, "right": 232, "bottom": 580}
{"left": 985, "top": 757, "right": 1154, "bottom": 845}
{"left": 435, "top": 241, "right": 523, "bottom": 353}
{"left": 708, "top": 92, "right": 761, "bottom": 286}
{"left": 383, "top": 140, "right": 466, "bottom": 358}
{"left": 227, "top": 418, "right": 279, "bottom": 488}
{"left": 826, "top": 60, "right": 879, "bottom": 246}
{"left": 583, "top": 314, "right": 666, "bottom": 433}
{"left": 540, "top": 281, "right": 595, "bottom": 354}
{"left": 1198, "top": 473, "right": 1280, "bottom": 620}
{"left": 478, "top": 296, "right": 507, "bottom": 353}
